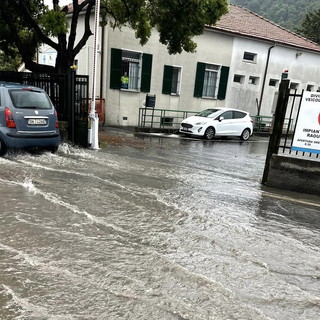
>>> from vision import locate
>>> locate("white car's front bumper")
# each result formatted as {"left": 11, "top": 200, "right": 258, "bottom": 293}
{"left": 179, "top": 124, "right": 205, "bottom": 136}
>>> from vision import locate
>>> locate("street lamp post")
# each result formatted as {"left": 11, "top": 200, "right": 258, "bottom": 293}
{"left": 89, "top": 0, "right": 101, "bottom": 149}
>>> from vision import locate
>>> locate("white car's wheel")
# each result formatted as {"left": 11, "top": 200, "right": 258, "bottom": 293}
{"left": 204, "top": 127, "right": 215, "bottom": 140}
{"left": 240, "top": 128, "right": 251, "bottom": 141}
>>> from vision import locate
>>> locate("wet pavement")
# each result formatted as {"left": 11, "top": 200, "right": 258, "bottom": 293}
{"left": 0, "top": 128, "right": 319, "bottom": 319}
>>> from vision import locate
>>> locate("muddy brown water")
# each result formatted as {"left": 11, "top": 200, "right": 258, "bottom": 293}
{"left": 0, "top": 133, "right": 319, "bottom": 319}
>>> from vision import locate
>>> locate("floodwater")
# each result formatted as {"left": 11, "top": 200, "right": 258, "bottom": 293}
{"left": 0, "top": 131, "right": 319, "bottom": 320}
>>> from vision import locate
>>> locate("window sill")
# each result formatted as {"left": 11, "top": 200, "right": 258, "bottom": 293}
{"left": 120, "top": 88, "right": 140, "bottom": 93}
{"left": 243, "top": 60, "right": 257, "bottom": 64}
{"left": 201, "top": 96, "right": 217, "bottom": 100}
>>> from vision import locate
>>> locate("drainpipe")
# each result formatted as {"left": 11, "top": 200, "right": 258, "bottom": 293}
{"left": 258, "top": 42, "right": 276, "bottom": 116}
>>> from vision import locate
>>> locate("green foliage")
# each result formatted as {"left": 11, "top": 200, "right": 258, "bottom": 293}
{"left": 296, "top": 8, "right": 320, "bottom": 44}
{"left": 101, "top": 0, "right": 229, "bottom": 54}
{"left": 39, "top": 7, "right": 69, "bottom": 37}
{"left": 151, "top": 0, "right": 229, "bottom": 54}
{"left": 0, "top": 51, "right": 21, "bottom": 71}
{"left": 0, "top": 0, "right": 47, "bottom": 71}
{"left": 0, "top": 0, "right": 228, "bottom": 73}
{"left": 229, "top": 0, "right": 320, "bottom": 32}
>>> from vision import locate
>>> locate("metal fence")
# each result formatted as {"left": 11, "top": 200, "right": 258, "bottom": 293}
{"left": 263, "top": 80, "right": 320, "bottom": 164}
{"left": 138, "top": 107, "right": 293, "bottom": 134}
{"left": 138, "top": 108, "right": 198, "bottom": 129}
{"left": 0, "top": 71, "right": 89, "bottom": 147}
{"left": 277, "top": 89, "right": 320, "bottom": 160}
{"left": 251, "top": 115, "right": 294, "bottom": 133}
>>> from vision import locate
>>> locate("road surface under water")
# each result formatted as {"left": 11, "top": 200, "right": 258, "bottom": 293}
{"left": 0, "top": 131, "right": 319, "bottom": 319}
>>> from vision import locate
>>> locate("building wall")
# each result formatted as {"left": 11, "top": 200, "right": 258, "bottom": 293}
{"left": 66, "top": 14, "right": 320, "bottom": 128}
{"left": 266, "top": 154, "right": 320, "bottom": 196}
{"left": 226, "top": 38, "right": 276, "bottom": 116}
{"left": 227, "top": 38, "right": 320, "bottom": 118}
{"left": 103, "top": 26, "right": 233, "bottom": 127}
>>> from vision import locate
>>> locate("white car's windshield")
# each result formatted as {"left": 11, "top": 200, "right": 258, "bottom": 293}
{"left": 196, "top": 109, "right": 221, "bottom": 118}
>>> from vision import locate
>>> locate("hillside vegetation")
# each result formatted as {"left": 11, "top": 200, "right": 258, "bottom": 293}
{"left": 229, "top": 0, "right": 320, "bottom": 32}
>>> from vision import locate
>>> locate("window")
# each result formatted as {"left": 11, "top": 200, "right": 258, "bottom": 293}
{"left": 243, "top": 52, "right": 257, "bottom": 63}
{"left": 110, "top": 48, "right": 153, "bottom": 92}
{"left": 162, "top": 65, "right": 182, "bottom": 95}
{"left": 219, "top": 111, "right": 233, "bottom": 119}
{"left": 202, "top": 64, "right": 220, "bottom": 98}
{"left": 9, "top": 90, "right": 51, "bottom": 109}
{"left": 194, "top": 63, "right": 229, "bottom": 100}
{"left": 121, "top": 50, "right": 141, "bottom": 90}
{"left": 233, "top": 74, "right": 245, "bottom": 84}
{"left": 216, "top": 110, "right": 246, "bottom": 120}
{"left": 306, "top": 84, "right": 314, "bottom": 92}
{"left": 269, "top": 79, "right": 279, "bottom": 87}
{"left": 290, "top": 82, "right": 299, "bottom": 90}
{"left": 171, "top": 67, "right": 181, "bottom": 94}
{"left": 249, "top": 76, "right": 259, "bottom": 85}
{"left": 233, "top": 111, "right": 246, "bottom": 119}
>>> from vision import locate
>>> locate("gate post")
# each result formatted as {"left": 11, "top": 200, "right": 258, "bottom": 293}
{"left": 262, "top": 79, "right": 290, "bottom": 184}
{"left": 67, "top": 69, "right": 76, "bottom": 144}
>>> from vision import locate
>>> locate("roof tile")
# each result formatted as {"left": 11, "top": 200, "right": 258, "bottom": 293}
{"left": 212, "top": 5, "right": 320, "bottom": 52}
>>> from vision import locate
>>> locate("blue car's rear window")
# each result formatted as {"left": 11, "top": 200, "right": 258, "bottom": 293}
{"left": 9, "top": 89, "right": 52, "bottom": 109}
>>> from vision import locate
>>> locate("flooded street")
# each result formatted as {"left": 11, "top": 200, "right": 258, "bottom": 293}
{"left": 0, "top": 130, "right": 320, "bottom": 320}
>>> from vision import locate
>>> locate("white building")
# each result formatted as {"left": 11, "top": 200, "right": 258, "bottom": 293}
{"left": 49, "top": 4, "right": 320, "bottom": 127}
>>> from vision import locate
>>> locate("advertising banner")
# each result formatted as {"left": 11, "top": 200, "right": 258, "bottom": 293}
{"left": 291, "top": 91, "right": 320, "bottom": 154}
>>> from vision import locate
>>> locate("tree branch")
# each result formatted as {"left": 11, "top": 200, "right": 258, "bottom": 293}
{"left": 73, "top": 1, "right": 94, "bottom": 56}
{"left": 16, "top": 0, "right": 59, "bottom": 50}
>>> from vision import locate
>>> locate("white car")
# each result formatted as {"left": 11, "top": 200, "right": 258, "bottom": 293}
{"left": 180, "top": 108, "right": 253, "bottom": 140}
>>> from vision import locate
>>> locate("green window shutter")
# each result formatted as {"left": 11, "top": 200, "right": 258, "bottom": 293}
{"left": 141, "top": 53, "right": 153, "bottom": 92}
{"left": 217, "top": 66, "right": 230, "bottom": 100}
{"left": 162, "top": 65, "right": 173, "bottom": 94}
{"left": 110, "top": 48, "right": 122, "bottom": 89}
{"left": 193, "top": 62, "right": 206, "bottom": 97}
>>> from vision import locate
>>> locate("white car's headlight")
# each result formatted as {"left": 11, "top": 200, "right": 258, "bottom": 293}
{"left": 195, "top": 121, "right": 207, "bottom": 125}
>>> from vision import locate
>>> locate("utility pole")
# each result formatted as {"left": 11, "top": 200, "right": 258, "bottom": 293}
{"left": 89, "top": 0, "right": 100, "bottom": 149}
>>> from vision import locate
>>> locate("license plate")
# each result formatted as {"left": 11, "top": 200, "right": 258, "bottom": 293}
{"left": 28, "top": 118, "right": 47, "bottom": 125}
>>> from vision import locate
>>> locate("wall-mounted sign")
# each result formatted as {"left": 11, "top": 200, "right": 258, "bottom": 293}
{"left": 291, "top": 91, "right": 320, "bottom": 154}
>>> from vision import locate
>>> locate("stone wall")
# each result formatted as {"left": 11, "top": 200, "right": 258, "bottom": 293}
{"left": 265, "top": 154, "right": 320, "bottom": 196}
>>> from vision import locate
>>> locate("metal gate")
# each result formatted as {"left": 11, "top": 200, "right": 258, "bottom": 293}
{"left": 0, "top": 71, "right": 89, "bottom": 147}
{"left": 262, "top": 79, "right": 319, "bottom": 184}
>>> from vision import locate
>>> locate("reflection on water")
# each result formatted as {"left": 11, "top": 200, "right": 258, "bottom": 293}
{"left": 0, "top": 137, "right": 319, "bottom": 319}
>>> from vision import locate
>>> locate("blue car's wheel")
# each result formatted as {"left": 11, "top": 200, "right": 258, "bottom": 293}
{"left": 0, "top": 138, "right": 7, "bottom": 156}
{"left": 46, "top": 146, "right": 59, "bottom": 154}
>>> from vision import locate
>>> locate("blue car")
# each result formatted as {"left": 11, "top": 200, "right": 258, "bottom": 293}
{"left": 0, "top": 82, "right": 60, "bottom": 155}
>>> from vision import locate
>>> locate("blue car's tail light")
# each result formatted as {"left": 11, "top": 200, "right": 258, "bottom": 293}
{"left": 5, "top": 108, "right": 16, "bottom": 128}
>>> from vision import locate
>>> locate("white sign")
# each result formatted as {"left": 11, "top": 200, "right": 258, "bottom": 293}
{"left": 291, "top": 91, "right": 320, "bottom": 154}
{"left": 39, "top": 52, "right": 57, "bottom": 67}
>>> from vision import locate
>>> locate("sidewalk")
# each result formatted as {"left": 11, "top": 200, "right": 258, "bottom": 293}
{"left": 98, "top": 126, "right": 153, "bottom": 148}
